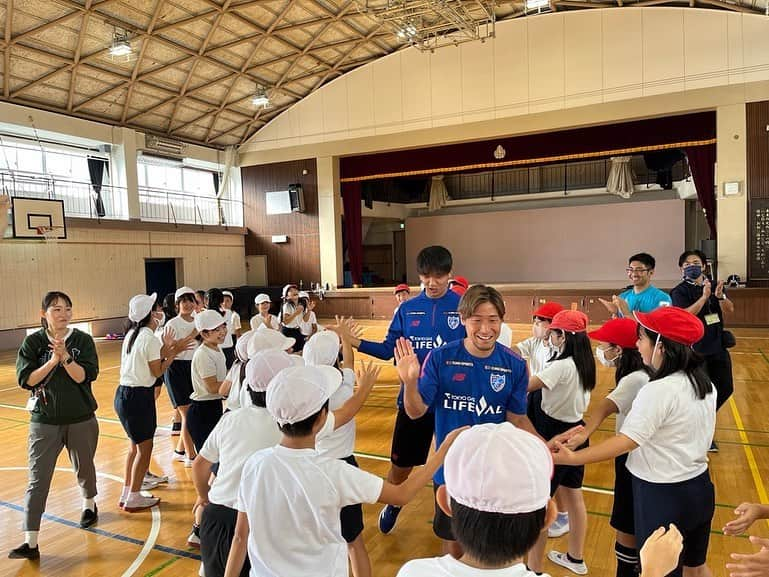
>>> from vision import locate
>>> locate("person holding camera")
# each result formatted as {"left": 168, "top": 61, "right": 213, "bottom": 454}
{"left": 670, "top": 250, "right": 735, "bottom": 453}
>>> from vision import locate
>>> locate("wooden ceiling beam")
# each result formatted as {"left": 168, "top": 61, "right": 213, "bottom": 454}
{"left": 4, "top": 0, "right": 12, "bottom": 99}
{"left": 67, "top": 1, "right": 93, "bottom": 112}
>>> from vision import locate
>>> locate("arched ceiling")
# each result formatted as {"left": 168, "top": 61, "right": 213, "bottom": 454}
{"left": 0, "top": 0, "right": 764, "bottom": 147}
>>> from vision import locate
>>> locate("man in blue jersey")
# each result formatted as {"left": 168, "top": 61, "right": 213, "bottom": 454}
{"left": 345, "top": 245, "right": 465, "bottom": 534}
{"left": 599, "top": 252, "right": 671, "bottom": 317}
{"left": 395, "top": 284, "right": 536, "bottom": 557}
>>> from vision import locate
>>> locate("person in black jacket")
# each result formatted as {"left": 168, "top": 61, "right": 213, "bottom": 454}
{"left": 9, "top": 291, "right": 100, "bottom": 561}
{"left": 670, "top": 250, "right": 735, "bottom": 452}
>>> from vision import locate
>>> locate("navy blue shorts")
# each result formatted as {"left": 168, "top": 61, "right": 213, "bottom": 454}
{"left": 340, "top": 455, "right": 364, "bottom": 542}
{"left": 223, "top": 346, "right": 235, "bottom": 370}
{"left": 114, "top": 385, "right": 157, "bottom": 444}
{"left": 391, "top": 408, "right": 435, "bottom": 468}
{"left": 632, "top": 470, "right": 714, "bottom": 574}
{"left": 611, "top": 453, "right": 634, "bottom": 535}
{"left": 164, "top": 360, "right": 193, "bottom": 408}
{"left": 187, "top": 399, "right": 223, "bottom": 453}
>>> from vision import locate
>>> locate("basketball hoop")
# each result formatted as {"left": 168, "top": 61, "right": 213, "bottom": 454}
{"left": 35, "top": 225, "right": 64, "bottom": 243}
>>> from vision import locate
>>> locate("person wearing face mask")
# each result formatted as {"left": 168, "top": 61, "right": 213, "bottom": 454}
{"left": 552, "top": 318, "right": 651, "bottom": 577}
{"left": 553, "top": 306, "right": 716, "bottom": 577}
{"left": 670, "top": 250, "right": 734, "bottom": 453}
{"left": 115, "top": 294, "right": 192, "bottom": 512}
{"left": 395, "top": 284, "right": 534, "bottom": 559}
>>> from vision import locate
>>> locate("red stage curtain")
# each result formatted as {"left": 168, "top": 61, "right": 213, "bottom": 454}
{"left": 341, "top": 181, "right": 363, "bottom": 286}
{"left": 685, "top": 144, "right": 717, "bottom": 240}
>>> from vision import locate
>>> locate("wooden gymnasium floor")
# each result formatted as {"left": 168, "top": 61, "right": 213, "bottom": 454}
{"left": 1, "top": 320, "right": 769, "bottom": 577}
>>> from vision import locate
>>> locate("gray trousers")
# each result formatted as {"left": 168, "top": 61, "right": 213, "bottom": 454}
{"left": 24, "top": 417, "right": 99, "bottom": 531}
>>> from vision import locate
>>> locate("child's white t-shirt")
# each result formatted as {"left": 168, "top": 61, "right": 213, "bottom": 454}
{"left": 281, "top": 303, "right": 302, "bottom": 328}
{"left": 165, "top": 316, "right": 198, "bottom": 361}
{"left": 222, "top": 309, "right": 235, "bottom": 349}
{"left": 300, "top": 311, "right": 318, "bottom": 336}
{"left": 250, "top": 314, "right": 279, "bottom": 332}
{"left": 516, "top": 337, "right": 555, "bottom": 376}
{"left": 537, "top": 357, "right": 591, "bottom": 423}
{"left": 191, "top": 344, "right": 226, "bottom": 401}
{"left": 120, "top": 327, "right": 161, "bottom": 388}
{"left": 237, "top": 445, "right": 383, "bottom": 577}
{"left": 316, "top": 368, "right": 356, "bottom": 459}
{"left": 398, "top": 556, "right": 538, "bottom": 577}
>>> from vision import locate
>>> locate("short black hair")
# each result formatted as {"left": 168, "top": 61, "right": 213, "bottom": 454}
{"left": 206, "top": 288, "right": 225, "bottom": 314}
{"left": 451, "top": 499, "right": 546, "bottom": 565}
{"left": 248, "top": 390, "right": 267, "bottom": 408}
{"left": 678, "top": 250, "right": 708, "bottom": 268}
{"left": 416, "top": 246, "right": 453, "bottom": 276}
{"left": 162, "top": 293, "right": 176, "bottom": 319}
{"left": 628, "top": 253, "right": 656, "bottom": 270}
{"left": 551, "top": 331, "right": 596, "bottom": 392}
{"left": 278, "top": 400, "right": 329, "bottom": 437}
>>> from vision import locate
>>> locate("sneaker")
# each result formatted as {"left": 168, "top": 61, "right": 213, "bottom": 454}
{"left": 547, "top": 551, "right": 588, "bottom": 575}
{"left": 172, "top": 451, "right": 186, "bottom": 463}
{"left": 123, "top": 495, "right": 160, "bottom": 512}
{"left": 8, "top": 543, "right": 40, "bottom": 560}
{"left": 80, "top": 506, "right": 98, "bottom": 529}
{"left": 378, "top": 504, "right": 401, "bottom": 534}
{"left": 188, "top": 529, "right": 201, "bottom": 549}
{"left": 184, "top": 456, "right": 195, "bottom": 468}
{"left": 709, "top": 440, "right": 719, "bottom": 453}
{"left": 144, "top": 471, "right": 169, "bottom": 484}
{"left": 141, "top": 479, "right": 162, "bottom": 491}
{"left": 547, "top": 515, "right": 570, "bottom": 538}
{"left": 171, "top": 421, "right": 182, "bottom": 436}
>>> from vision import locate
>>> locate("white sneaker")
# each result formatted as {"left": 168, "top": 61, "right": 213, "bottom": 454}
{"left": 188, "top": 530, "right": 201, "bottom": 548}
{"left": 172, "top": 451, "right": 186, "bottom": 463}
{"left": 141, "top": 479, "right": 162, "bottom": 491}
{"left": 547, "top": 551, "right": 588, "bottom": 575}
{"left": 547, "top": 515, "right": 570, "bottom": 538}
{"left": 123, "top": 494, "right": 160, "bottom": 512}
{"left": 184, "top": 457, "right": 195, "bottom": 468}
{"left": 144, "top": 471, "right": 169, "bottom": 484}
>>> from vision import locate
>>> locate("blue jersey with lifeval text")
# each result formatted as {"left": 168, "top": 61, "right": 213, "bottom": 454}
{"left": 419, "top": 340, "right": 529, "bottom": 485}
{"left": 358, "top": 290, "right": 465, "bottom": 408}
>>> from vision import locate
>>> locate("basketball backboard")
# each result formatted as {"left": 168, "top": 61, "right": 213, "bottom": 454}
{"left": 11, "top": 197, "right": 66, "bottom": 239}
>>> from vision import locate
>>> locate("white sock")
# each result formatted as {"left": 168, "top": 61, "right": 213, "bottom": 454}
{"left": 83, "top": 497, "right": 95, "bottom": 511}
{"left": 128, "top": 491, "right": 141, "bottom": 501}
{"left": 25, "top": 531, "right": 38, "bottom": 548}
{"left": 121, "top": 486, "right": 130, "bottom": 502}
{"left": 558, "top": 511, "right": 569, "bottom": 521}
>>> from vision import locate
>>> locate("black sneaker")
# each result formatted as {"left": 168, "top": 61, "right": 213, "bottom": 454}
{"left": 8, "top": 543, "right": 40, "bottom": 560}
{"left": 171, "top": 421, "right": 181, "bottom": 436}
{"left": 80, "top": 505, "right": 98, "bottom": 529}
{"left": 709, "top": 440, "right": 719, "bottom": 453}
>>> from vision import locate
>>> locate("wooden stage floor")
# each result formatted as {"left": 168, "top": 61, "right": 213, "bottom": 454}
{"left": 1, "top": 320, "right": 769, "bottom": 577}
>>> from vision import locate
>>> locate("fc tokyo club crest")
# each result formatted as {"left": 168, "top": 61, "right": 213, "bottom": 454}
{"left": 447, "top": 314, "right": 460, "bottom": 330}
{"left": 490, "top": 373, "right": 506, "bottom": 392}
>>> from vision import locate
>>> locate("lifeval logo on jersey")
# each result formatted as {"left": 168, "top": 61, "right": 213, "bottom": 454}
{"left": 443, "top": 392, "right": 504, "bottom": 416}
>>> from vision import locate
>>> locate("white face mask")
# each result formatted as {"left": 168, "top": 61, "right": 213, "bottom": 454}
{"left": 649, "top": 333, "right": 662, "bottom": 368}
{"left": 533, "top": 324, "right": 547, "bottom": 340}
{"left": 595, "top": 346, "right": 620, "bottom": 367}
{"left": 548, "top": 334, "right": 563, "bottom": 351}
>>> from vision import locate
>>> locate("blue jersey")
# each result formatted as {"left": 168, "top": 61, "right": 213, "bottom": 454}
{"left": 418, "top": 340, "right": 529, "bottom": 485}
{"left": 358, "top": 290, "right": 465, "bottom": 407}
{"left": 619, "top": 285, "right": 671, "bottom": 315}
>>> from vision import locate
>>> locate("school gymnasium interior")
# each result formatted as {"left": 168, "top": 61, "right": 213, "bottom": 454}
{"left": 0, "top": 0, "right": 769, "bottom": 576}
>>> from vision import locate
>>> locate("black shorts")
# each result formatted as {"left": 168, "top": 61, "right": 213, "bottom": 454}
{"left": 432, "top": 484, "right": 454, "bottom": 540}
{"left": 223, "top": 346, "right": 235, "bottom": 370}
{"left": 281, "top": 327, "right": 305, "bottom": 352}
{"left": 340, "top": 455, "right": 364, "bottom": 542}
{"left": 114, "top": 385, "right": 157, "bottom": 444}
{"left": 164, "top": 360, "right": 193, "bottom": 408}
{"left": 611, "top": 453, "right": 635, "bottom": 535}
{"left": 632, "top": 470, "right": 714, "bottom": 574}
{"left": 187, "top": 399, "right": 223, "bottom": 453}
{"left": 390, "top": 408, "right": 435, "bottom": 468}
{"left": 528, "top": 396, "right": 586, "bottom": 493}
{"left": 153, "top": 376, "right": 163, "bottom": 388}
{"left": 200, "top": 503, "right": 250, "bottom": 577}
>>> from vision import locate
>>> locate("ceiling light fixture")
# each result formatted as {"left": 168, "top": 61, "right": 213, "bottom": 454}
{"left": 109, "top": 29, "right": 132, "bottom": 57}
{"left": 252, "top": 85, "right": 270, "bottom": 108}
{"left": 525, "top": 0, "right": 550, "bottom": 10}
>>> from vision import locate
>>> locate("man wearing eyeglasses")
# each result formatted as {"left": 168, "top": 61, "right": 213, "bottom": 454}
{"left": 599, "top": 253, "right": 672, "bottom": 318}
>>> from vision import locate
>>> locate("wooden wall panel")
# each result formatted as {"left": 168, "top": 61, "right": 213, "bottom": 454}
{"left": 241, "top": 159, "right": 321, "bottom": 286}
{"left": 746, "top": 101, "right": 769, "bottom": 285}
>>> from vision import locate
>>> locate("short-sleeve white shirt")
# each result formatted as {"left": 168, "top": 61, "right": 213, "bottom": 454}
{"left": 250, "top": 314, "right": 279, "bottom": 332}
{"left": 281, "top": 303, "right": 302, "bottom": 328}
{"left": 300, "top": 311, "right": 318, "bottom": 336}
{"left": 120, "top": 327, "right": 161, "bottom": 388}
{"left": 316, "top": 368, "right": 356, "bottom": 459}
{"left": 621, "top": 371, "right": 716, "bottom": 483}
{"left": 517, "top": 337, "right": 555, "bottom": 377}
{"left": 237, "top": 445, "right": 384, "bottom": 577}
{"left": 397, "top": 557, "right": 538, "bottom": 577}
{"left": 198, "top": 406, "right": 281, "bottom": 509}
{"left": 165, "top": 315, "right": 198, "bottom": 361}
{"left": 222, "top": 309, "right": 235, "bottom": 348}
{"left": 606, "top": 370, "right": 650, "bottom": 432}
{"left": 191, "top": 344, "right": 226, "bottom": 401}
{"left": 537, "top": 357, "right": 591, "bottom": 423}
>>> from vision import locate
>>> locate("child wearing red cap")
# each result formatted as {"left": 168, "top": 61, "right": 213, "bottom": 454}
{"left": 554, "top": 306, "right": 716, "bottom": 577}
{"left": 555, "top": 318, "right": 651, "bottom": 577}
{"left": 526, "top": 310, "right": 595, "bottom": 576}
{"left": 517, "top": 302, "right": 565, "bottom": 377}
{"left": 393, "top": 284, "right": 411, "bottom": 314}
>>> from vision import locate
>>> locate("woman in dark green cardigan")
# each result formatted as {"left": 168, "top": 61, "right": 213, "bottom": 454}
{"left": 9, "top": 291, "right": 100, "bottom": 561}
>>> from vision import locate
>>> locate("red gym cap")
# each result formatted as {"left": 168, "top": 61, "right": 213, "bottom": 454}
{"left": 634, "top": 306, "right": 704, "bottom": 346}
{"left": 588, "top": 318, "right": 639, "bottom": 349}
{"left": 451, "top": 285, "right": 468, "bottom": 297}
{"left": 393, "top": 284, "right": 411, "bottom": 294}
{"left": 550, "top": 310, "right": 588, "bottom": 333}
{"left": 451, "top": 276, "right": 469, "bottom": 289}
{"left": 533, "top": 302, "right": 564, "bottom": 320}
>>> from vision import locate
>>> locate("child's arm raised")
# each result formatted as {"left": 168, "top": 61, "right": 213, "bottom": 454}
{"left": 331, "top": 360, "right": 380, "bottom": 429}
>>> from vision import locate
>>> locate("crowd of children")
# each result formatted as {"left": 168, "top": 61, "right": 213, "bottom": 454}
{"left": 10, "top": 244, "right": 769, "bottom": 577}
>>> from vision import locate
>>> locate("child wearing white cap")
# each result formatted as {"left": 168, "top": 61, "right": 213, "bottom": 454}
{"left": 220, "top": 291, "right": 238, "bottom": 370}
{"left": 299, "top": 291, "right": 319, "bottom": 338}
{"left": 279, "top": 284, "right": 306, "bottom": 352}
{"left": 250, "top": 294, "right": 279, "bottom": 332}
{"left": 164, "top": 287, "right": 200, "bottom": 466}
{"left": 192, "top": 349, "right": 296, "bottom": 577}
{"left": 219, "top": 330, "right": 253, "bottom": 412}
{"left": 115, "top": 294, "right": 191, "bottom": 512}
{"left": 222, "top": 365, "right": 466, "bottom": 577}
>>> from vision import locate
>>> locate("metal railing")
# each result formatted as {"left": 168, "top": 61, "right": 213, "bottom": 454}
{"left": 0, "top": 170, "right": 129, "bottom": 220}
{"left": 138, "top": 186, "right": 244, "bottom": 227}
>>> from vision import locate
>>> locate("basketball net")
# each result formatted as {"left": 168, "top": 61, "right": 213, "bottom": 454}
{"left": 35, "top": 225, "right": 63, "bottom": 243}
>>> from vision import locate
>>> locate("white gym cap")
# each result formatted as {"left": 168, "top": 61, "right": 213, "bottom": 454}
{"left": 195, "top": 309, "right": 226, "bottom": 332}
{"left": 282, "top": 284, "right": 296, "bottom": 299}
{"left": 444, "top": 422, "right": 553, "bottom": 515}
{"left": 222, "top": 290, "right": 234, "bottom": 299}
{"left": 246, "top": 349, "right": 304, "bottom": 392}
{"left": 128, "top": 293, "right": 156, "bottom": 322}
{"left": 254, "top": 293, "right": 271, "bottom": 305}
{"left": 175, "top": 286, "right": 195, "bottom": 300}
{"left": 266, "top": 365, "right": 341, "bottom": 426}
{"left": 247, "top": 324, "right": 295, "bottom": 358}
{"left": 235, "top": 330, "right": 253, "bottom": 362}
{"left": 298, "top": 291, "right": 310, "bottom": 299}
{"left": 303, "top": 331, "right": 340, "bottom": 367}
